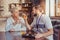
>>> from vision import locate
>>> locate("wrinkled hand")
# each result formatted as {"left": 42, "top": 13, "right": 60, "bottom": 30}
{"left": 35, "top": 33, "right": 44, "bottom": 38}
{"left": 13, "top": 22, "right": 17, "bottom": 25}
{"left": 13, "top": 20, "right": 21, "bottom": 25}
{"left": 16, "top": 20, "right": 21, "bottom": 24}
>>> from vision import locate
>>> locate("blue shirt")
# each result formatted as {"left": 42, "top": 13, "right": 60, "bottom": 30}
{"left": 5, "top": 17, "right": 26, "bottom": 31}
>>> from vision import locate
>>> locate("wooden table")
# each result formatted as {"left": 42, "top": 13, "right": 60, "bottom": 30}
{"left": 0, "top": 32, "right": 35, "bottom": 40}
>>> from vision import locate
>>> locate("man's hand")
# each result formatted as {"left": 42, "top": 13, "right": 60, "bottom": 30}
{"left": 22, "top": 14, "right": 28, "bottom": 21}
{"left": 35, "top": 33, "right": 44, "bottom": 38}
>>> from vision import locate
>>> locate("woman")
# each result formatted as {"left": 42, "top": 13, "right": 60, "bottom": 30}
{"left": 5, "top": 7, "right": 28, "bottom": 32}
{"left": 23, "top": 5, "right": 53, "bottom": 40}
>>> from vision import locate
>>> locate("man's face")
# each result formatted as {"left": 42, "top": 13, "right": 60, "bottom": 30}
{"left": 32, "top": 7, "right": 37, "bottom": 16}
{"left": 13, "top": 10, "right": 19, "bottom": 17}
{"left": 32, "top": 7, "right": 36, "bottom": 14}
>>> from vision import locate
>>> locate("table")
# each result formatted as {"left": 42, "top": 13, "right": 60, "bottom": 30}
{"left": 0, "top": 32, "right": 35, "bottom": 40}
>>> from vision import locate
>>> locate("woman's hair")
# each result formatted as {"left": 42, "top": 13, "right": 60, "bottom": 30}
{"left": 10, "top": 7, "right": 19, "bottom": 13}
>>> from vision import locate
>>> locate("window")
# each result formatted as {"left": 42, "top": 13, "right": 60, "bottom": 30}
{"left": 55, "top": 0, "right": 60, "bottom": 16}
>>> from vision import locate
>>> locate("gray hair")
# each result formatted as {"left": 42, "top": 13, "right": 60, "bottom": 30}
{"left": 10, "top": 7, "right": 19, "bottom": 13}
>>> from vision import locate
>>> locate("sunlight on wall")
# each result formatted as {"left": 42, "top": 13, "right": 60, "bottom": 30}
{"left": 45, "top": 0, "right": 55, "bottom": 16}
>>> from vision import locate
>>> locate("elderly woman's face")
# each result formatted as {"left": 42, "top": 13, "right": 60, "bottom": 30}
{"left": 13, "top": 10, "right": 19, "bottom": 17}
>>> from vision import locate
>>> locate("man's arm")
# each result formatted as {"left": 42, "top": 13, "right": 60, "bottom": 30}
{"left": 35, "top": 15, "right": 53, "bottom": 38}
{"left": 43, "top": 15, "right": 53, "bottom": 37}
{"left": 43, "top": 28, "right": 53, "bottom": 37}
{"left": 25, "top": 20, "right": 31, "bottom": 30}
{"left": 35, "top": 28, "right": 53, "bottom": 38}
{"left": 22, "top": 14, "right": 32, "bottom": 30}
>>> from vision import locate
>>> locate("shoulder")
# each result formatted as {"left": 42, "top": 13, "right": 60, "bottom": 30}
{"left": 42, "top": 14, "right": 50, "bottom": 19}
{"left": 7, "top": 17, "right": 12, "bottom": 21}
{"left": 42, "top": 14, "right": 47, "bottom": 17}
{"left": 6, "top": 17, "right": 13, "bottom": 23}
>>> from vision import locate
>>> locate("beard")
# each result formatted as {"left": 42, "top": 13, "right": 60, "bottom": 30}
{"left": 33, "top": 13, "right": 37, "bottom": 17}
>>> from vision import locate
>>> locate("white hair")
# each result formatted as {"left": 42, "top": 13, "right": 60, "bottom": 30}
{"left": 10, "top": 7, "right": 19, "bottom": 13}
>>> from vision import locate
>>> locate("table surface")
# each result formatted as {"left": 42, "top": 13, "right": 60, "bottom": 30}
{"left": 0, "top": 32, "right": 35, "bottom": 40}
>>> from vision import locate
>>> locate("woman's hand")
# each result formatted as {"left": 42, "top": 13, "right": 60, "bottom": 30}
{"left": 16, "top": 20, "right": 21, "bottom": 24}
{"left": 13, "top": 20, "right": 20, "bottom": 25}
{"left": 13, "top": 22, "right": 17, "bottom": 25}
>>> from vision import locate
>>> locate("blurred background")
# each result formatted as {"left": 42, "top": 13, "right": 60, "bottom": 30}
{"left": 0, "top": 0, "right": 60, "bottom": 40}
